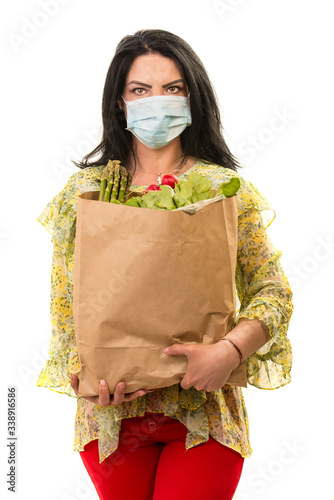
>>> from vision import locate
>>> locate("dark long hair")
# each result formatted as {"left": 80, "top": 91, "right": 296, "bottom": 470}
{"left": 74, "top": 29, "right": 240, "bottom": 172}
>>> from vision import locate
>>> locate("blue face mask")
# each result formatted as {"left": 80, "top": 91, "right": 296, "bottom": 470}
{"left": 122, "top": 94, "right": 192, "bottom": 149}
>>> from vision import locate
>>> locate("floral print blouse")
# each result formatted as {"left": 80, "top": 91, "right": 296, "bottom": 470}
{"left": 36, "top": 159, "right": 293, "bottom": 463}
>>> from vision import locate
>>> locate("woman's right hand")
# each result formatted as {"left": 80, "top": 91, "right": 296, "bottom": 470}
{"left": 69, "top": 373, "right": 151, "bottom": 407}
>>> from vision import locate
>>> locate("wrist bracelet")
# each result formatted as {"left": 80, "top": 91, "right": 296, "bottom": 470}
{"left": 220, "top": 338, "right": 243, "bottom": 364}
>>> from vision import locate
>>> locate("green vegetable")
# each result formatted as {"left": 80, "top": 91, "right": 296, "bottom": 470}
{"left": 100, "top": 164, "right": 241, "bottom": 211}
{"left": 215, "top": 177, "right": 241, "bottom": 198}
{"left": 98, "top": 168, "right": 108, "bottom": 201}
{"left": 110, "top": 165, "right": 121, "bottom": 201}
{"left": 173, "top": 193, "right": 191, "bottom": 208}
{"left": 99, "top": 160, "right": 133, "bottom": 202}
{"left": 124, "top": 196, "right": 140, "bottom": 208}
{"left": 126, "top": 185, "right": 177, "bottom": 210}
{"left": 173, "top": 179, "right": 193, "bottom": 206}
{"left": 172, "top": 174, "right": 213, "bottom": 207}
{"left": 187, "top": 172, "right": 212, "bottom": 202}
{"left": 103, "top": 169, "right": 114, "bottom": 202}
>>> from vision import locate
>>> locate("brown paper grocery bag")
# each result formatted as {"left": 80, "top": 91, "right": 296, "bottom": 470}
{"left": 73, "top": 192, "right": 247, "bottom": 397}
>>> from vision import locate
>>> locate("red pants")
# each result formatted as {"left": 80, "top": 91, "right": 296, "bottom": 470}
{"left": 79, "top": 412, "right": 244, "bottom": 500}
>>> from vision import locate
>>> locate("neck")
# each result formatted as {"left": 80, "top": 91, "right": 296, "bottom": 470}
{"left": 126, "top": 137, "right": 185, "bottom": 175}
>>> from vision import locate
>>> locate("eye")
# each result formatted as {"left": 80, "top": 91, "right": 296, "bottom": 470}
{"left": 131, "top": 87, "right": 147, "bottom": 96}
{"left": 166, "top": 86, "right": 182, "bottom": 94}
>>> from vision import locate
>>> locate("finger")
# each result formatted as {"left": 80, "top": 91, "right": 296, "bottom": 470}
{"left": 70, "top": 374, "right": 101, "bottom": 404}
{"left": 70, "top": 373, "right": 79, "bottom": 394}
{"left": 180, "top": 375, "right": 192, "bottom": 390}
{"left": 123, "top": 389, "right": 147, "bottom": 402}
{"left": 112, "top": 381, "right": 126, "bottom": 405}
{"left": 98, "top": 379, "right": 111, "bottom": 407}
{"left": 163, "top": 344, "right": 190, "bottom": 357}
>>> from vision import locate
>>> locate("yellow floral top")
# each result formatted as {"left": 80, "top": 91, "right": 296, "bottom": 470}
{"left": 36, "top": 159, "right": 293, "bottom": 463}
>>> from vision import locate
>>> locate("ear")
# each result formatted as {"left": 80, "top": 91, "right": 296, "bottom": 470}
{"left": 117, "top": 97, "right": 123, "bottom": 111}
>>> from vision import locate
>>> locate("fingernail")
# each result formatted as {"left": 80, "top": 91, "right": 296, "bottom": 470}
{"left": 118, "top": 382, "right": 125, "bottom": 389}
{"left": 100, "top": 380, "right": 106, "bottom": 387}
{"left": 163, "top": 347, "right": 169, "bottom": 354}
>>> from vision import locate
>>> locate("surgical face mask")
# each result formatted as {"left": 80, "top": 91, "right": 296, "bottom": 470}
{"left": 122, "top": 94, "right": 191, "bottom": 149}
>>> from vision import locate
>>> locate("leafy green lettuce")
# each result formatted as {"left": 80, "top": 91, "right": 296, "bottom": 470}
{"left": 124, "top": 173, "right": 240, "bottom": 211}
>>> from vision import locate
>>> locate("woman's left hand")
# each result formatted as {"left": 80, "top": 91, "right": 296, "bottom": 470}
{"left": 163, "top": 341, "right": 241, "bottom": 392}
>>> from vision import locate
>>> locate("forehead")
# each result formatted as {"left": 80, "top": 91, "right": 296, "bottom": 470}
{"left": 126, "top": 54, "right": 183, "bottom": 83}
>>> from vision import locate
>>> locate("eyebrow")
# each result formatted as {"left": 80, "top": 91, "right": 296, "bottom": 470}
{"left": 162, "top": 79, "right": 185, "bottom": 88}
{"left": 127, "top": 80, "right": 152, "bottom": 88}
{"left": 127, "top": 79, "right": 185, "bottom": 89}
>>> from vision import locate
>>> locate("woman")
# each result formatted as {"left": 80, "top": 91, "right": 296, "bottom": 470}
{"left": 37, "top": 29, "right": 293, "bottom": 499}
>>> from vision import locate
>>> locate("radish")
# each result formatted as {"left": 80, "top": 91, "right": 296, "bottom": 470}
{"left": 145, "top": 184, "right": 161, "bottom": 193}
{"left": 161, "top": 174, "right": 178, "bottom": 189}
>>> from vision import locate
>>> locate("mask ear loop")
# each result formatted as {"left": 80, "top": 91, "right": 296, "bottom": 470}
{"left": 118, "top": 95, "right": 127, "bottom": 120}
{"left": 187, "top": 92, "right": 191, "bottom": 111}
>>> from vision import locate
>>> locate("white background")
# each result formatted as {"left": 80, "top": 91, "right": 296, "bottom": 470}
{"left": 1, "top": 0, "right": 334, "bottom": 499}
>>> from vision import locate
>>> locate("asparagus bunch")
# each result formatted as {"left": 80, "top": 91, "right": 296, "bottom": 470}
{"left": 99, "top": 160, "right": 133, "bottom": 203}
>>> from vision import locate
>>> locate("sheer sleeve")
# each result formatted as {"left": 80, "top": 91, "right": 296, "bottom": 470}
{"left": 36, "top": 167, "right": 103, "bottom": 396}
{"left": 36, "top": 241, "right": 81, "bottom": 396}
{"left": 234, "top": 178, "right": 293, "bottom": 390}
